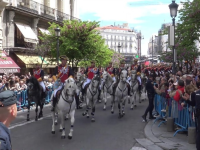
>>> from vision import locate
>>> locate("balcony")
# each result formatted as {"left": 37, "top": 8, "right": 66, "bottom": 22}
{"left": 6, "top": 0, "right": 80, "bottom": 22}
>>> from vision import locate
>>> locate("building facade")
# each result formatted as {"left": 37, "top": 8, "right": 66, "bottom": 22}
{"left": 96, "top": 23, "right": 138, "bottom": 64}
{"left": 0, "top": 0, "right": 79, "bottom": 74}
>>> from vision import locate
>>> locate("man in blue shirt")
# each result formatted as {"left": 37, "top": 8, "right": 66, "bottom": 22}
{"left": 0, "top": 90, "right": 17, "bottom": 150}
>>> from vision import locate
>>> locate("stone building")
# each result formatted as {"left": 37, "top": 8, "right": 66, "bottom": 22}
{"left": 0, "top": 0, "right": 79, "bottom": 74}
{"left": 96, "top": 23, "right": 138, "bottom": 64}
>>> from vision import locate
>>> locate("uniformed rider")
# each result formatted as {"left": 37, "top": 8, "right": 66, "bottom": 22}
{"left": 51, "top": 55, "right": 74, "bottom": 111}
{"left": 114, "top": 60, "right": 131, "bottom": 96}
{"left": 82, "top": 60, "right": 99, "bottom": 95}
{"left": 33, "top": 63, "right": 46, "bottom": 99}
{"left": 105, "top": 62, "right": 116, "bottom": 81}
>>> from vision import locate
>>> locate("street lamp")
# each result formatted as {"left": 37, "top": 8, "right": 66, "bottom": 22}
{"left": 118, "top": 42, "right": 121, "bottom": 53}
{"left": 55, "top": 27, "right": 61, "bottom": 65}
{"left": 136, "top": 33, "right": 144, "bottom": 66}
{"left": 169, "top": 0, "right": 178, "bottom": 75}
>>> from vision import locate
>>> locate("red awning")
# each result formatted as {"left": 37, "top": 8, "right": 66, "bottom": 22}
{"left": 0, "top": 52, "right": 20, "bottom": 73}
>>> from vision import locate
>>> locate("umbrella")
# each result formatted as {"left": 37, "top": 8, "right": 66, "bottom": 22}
{"left": 144, "top": 61, "right": 150, "bottom": 66}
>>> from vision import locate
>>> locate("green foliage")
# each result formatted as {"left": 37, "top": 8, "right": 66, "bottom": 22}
{"left": 160, "top": 0, "right": 200, "bottom": 62}
{"left": 43, "top": 20, "right": 113, "bottom": 67}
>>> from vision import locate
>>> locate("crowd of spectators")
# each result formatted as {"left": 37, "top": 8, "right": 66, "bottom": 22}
{"left": 0, "top": 72, "right": 54, "bottom": 93}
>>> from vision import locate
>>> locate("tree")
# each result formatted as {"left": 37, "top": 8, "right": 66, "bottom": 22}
{"left": 45, "top": 20, "right": 110, "bottom": 67}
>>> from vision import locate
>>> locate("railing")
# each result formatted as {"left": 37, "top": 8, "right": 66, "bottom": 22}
{"left": 154, "top": 94, "right": 196, "bottom": 137}
{"left": 15, "top": 0, "right": 80, "bottom": 22}
{"left": 15, "top": 86, "right": 53, "bottom": 111}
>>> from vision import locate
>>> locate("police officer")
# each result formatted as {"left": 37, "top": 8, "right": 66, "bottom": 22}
{"left": 51, "top": 55, "right": 74, "bottom": 111}
{"left": 33, "top": 63, "right": 46, "bottom": 100}
{"left": 0, "top": 90, "right": 17, "bottom": 150}
{"left": 142, "top": 74, "right": 156, "bottom": 122}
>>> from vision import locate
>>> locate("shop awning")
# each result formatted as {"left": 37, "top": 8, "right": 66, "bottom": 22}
{"left": 39, "top": 28, "right": 50, "bottom": 35}
{"left": 15, "top": 53, "right": 57, "bottom": 68}
{"left": 15, "top": 22, "right": 38, "bottom": 44}
{"left": 0, "top": 52, "right": 20, "bottom": 73}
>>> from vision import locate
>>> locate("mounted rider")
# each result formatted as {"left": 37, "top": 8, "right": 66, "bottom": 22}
{"left": 131, "top": 59, "right": 142, "bottom": 94}
{"left": 105, "top": 62, "right": 116, "bottom": 81}
{"left": 114, "top": 59, "right": 131, "bottom": 96}
{"left": 82, "top": 60, "right": 99, "bottom": 96}
{"left": 51, "top": 55, "right": 74, "bottom": 112}
{"left": 33, "top": 63, "right": 46, "bottom": 100}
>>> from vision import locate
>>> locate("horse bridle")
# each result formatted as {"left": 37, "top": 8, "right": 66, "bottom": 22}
{"left": 89, "top": 79, "right": 99, "bottom": 98}
{"left": 61, "top": 87, "right": 75, "bottom": 104}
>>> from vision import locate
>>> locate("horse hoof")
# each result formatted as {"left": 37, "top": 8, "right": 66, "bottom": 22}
{"left": 65, "top": 118, "right": 68, "bottom": 121}
{"left": 35, "top": 118, "right": 38, "bottom": 121}
{"left": 61, "top": 136, "right": 66, "bottom": 139}
{"left": 111, "top": 111, "right": 114, "bottom": 114}
{"left": 134, "top": 105, "right": 137, "bottom": 107}
{"left": 59, "top": 129, "right": 62, "bottom": 132}
{"left": 27, "top": 118, "right": 30, "bottom": 121}
{"left": 139, "top": 101, "right": 141, "bottom": 103}
{"left": 82, "top": 113, "right": 86, "bottom": 116}
{"left": 131, "top": 107, "right": 133, "bottom": 110}
{"left": 55, "top": 122, "right": 58, "bottom": 125}
{"left": 103, "top": 108, "right": 106, "bottom": 110}
{"left": 91, "top": 118, "right": 95, "bottom": 122}
{"left": 68, "top": 135, "right": 72, "bottom": 139}
{"left": 51, "top": 131, "right": 55, "bottom": 134}
{"left": 87, "top": 116, "right": 90, "bottom": 118}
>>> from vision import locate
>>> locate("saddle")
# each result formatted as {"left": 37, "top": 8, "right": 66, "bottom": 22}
{"left": 55, "top": 87, "right": 64, "bottom": 102}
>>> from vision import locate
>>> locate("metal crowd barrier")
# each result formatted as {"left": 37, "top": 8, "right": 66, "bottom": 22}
{"left": 154, "top": 94, "right": 196, "bottom": 137}
{"left": 15, "top": 86, "right": 53, "bottom": 111}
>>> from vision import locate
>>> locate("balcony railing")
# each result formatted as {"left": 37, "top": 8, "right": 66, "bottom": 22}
{"left": 15, "top": 0, "right": 80, "bottom": 22}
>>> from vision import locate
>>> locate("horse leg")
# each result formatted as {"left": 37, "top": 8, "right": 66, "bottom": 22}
{"left": 82, "top": 97, "right": 89, "bottom": 118}
{"left": 27, "top": 101, "right": 31, "bottom": 121}
{"left": 38, "top": 102, "right": 44, "bottom": 118}
{"left": 65, "top": 113, "right": 69, "bottom": 120}
{"left": 91, "top": 100, "right": 95, "bottom": 122}
{"left": 122, "top": 99, "right": 126, "bottom": 116}
{"left": 118, "top": 102, "right": 122, "bottom": 118}
{"left": 130, "top": 95, "right": 134, "bottom": 110}
{"left": 55, "top": 112, "right": 58, "bottom": 125}
{"left": 35, "top": 103, "right": 38, "bottom": 121}
{"left": 103, "top": 92, "right": 107, "bottom": 110}
{"left": 138, "top": 90, "right": 141, "bottom": 103}
{"left": 60, "top": 111, "right": 66, "bottom": 139}
{"left": 134, "top": 92, "right": 137, "bottom": 107}
{"left": 52, "top": 111, "right": 56, "bottom": 134}
{"left": 68, "top": 110, "right": 75, "bottom": 139}
{"left": 111, "top": 96, "right": 115, "bottom": 114}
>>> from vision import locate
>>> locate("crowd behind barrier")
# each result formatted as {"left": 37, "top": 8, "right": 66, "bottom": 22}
{"left": 154, "top": 94, "right": 196, "bottom": 137}
{"left": 15, "top": 86, "right": 53, "bottom": 111}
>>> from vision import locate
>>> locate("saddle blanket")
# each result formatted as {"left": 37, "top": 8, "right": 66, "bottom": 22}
{"left": 53, "top": 83, "right": 63, "bottom": 97}
{"left": 82, "top": 78, "right": 91, "bottom": 89}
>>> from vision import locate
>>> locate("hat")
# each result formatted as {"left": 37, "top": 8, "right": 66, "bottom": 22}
{"left": 0, "top": 90, "right": 17, "bottom": 107}
{"left": 60, "top": 55, "right": 68, "bottom": 60}
{"left": 120, "top": 60, "right": 125, "bottom": 64}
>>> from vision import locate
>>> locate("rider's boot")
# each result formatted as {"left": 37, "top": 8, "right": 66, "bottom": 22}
{"left": 51, "top": 97, "right": 57, "bottom": 112}
{"left": 127, "top": 84, "right": 131, "bottom": 96}
{"left": 75, "top": 94, "right": 82, "bottom": 109}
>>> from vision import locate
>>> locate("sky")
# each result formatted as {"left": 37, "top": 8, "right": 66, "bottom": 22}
{"left": 77, "top": 0, "right": 184, "bottom": 55}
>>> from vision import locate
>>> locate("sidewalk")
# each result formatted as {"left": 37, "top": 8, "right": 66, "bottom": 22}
{"left": 136, "top": 120, "right": 196, "bottom": 150}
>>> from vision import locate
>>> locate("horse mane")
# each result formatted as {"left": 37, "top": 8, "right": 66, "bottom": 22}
{"left": 26, "top": 76, "right": 41, "bottom": 90}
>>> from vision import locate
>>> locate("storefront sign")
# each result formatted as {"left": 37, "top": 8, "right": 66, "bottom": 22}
{"left": 0, "top": 68, "right": 20, "bottom": 73}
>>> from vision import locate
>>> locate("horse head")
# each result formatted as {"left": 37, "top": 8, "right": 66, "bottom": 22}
{"left": 76, "top": 72, "right": 83, "bottom": 82}
{"left": 130, "top": 70, "right": 137, "bottom": 81}
{"left": 102, "top": 71, "right": 109, "bottom": 82}
{"left": 120, "top": 70, "right": 128, "bottom": 82}
{"left": 91, "top": 75, "right": 100, "bottom": 89}
{"left": 26, "top": 77, "right": 40, "bottom": 91}
{"left": 63, "top": 79, "right": 76, "bottom": 102}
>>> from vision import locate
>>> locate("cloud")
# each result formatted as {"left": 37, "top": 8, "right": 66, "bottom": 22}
{"left": 77, "top": 0, "right": 170, "bottom": 24}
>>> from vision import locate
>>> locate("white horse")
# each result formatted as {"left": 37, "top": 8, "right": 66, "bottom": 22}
{"left": 111, "top": 70, "right": 128, "bottom": 118}
{"left": 102, "top": 71, "right": 114, "bottom": 110}
{"left": 82, "top": 75, "right": 101, "bottom": 122}
{"left": 129, "top": 70, "right": 140, "bottom": 109}
{"left": 51, "top": 78, "right": 77, "bottom": 139}
{"left": 140, "top": 73, "right": 147, "bottom": 101}
{"left": 76, "top": 72, "right": 85, "bottom": 103}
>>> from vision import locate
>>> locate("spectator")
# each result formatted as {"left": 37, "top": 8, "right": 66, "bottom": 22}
{"left": 154, "top": 78, "right": 167, "bottom": 96}
{"left": 19, "top": 80, "right": 27, "bottom": 91}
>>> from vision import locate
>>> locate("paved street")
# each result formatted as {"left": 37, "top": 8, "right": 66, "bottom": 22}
{"left": 10, "top": 100, "right": 147, "bottom": 150}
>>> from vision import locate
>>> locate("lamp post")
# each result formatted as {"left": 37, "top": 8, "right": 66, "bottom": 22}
{"left": 55, "top": 27, "right": 61, "bottom": 65}
{"left": 152, "top": 36, "right": 154, "bottom": 64}
{"left": 169, "top": 0, "right": 178, "bottom": 75}
{"left": 136, "top": 33, "right": 144, "bottom": 66}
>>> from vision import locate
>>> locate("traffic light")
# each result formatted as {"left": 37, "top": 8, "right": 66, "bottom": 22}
{"left": 136, "top": 55, "right": 139, "bottom": 58}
